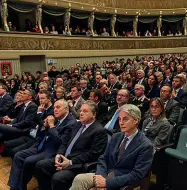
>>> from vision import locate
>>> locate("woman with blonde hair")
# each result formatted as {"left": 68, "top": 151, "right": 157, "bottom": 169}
{"left": 54, "top": 86, "right": 67, "bottom": 101}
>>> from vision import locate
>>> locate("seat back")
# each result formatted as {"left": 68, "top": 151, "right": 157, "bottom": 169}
{"left": 176, "top": 128, "right": 187, "bottom": 153}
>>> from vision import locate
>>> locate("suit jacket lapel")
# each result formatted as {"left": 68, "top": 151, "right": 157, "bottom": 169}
{"left": 67, "top": 122, "right": 82, "bottom": 146}
{"left": 74, "top": 121, "right": 95, "bottom": 144}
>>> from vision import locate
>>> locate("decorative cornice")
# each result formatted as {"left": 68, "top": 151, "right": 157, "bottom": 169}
{"left": 0, "top": 32, "right": 187, "bottom": 50}
{"left": 8, "top": 0, "right": 187, "bottom": 16}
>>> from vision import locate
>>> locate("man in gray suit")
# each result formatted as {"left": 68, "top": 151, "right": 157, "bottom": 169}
{"left": 160, "top": 84, "right": 180, "bottom": 125}
{"left": 68, "top": 86, "right": 85, "bottom": 119}
{"left": 69, "top": 104, "right": 153, "bottom": 190}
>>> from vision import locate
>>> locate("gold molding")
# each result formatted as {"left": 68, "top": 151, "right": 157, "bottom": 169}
{"left": 1, "top": 48, "right": 187, "bottom": 59}
{"left": 0, "top": 32, "right": 187, "bottom": 51}
{"left": 8, "top": 0, "right": 187, "bottom": 16}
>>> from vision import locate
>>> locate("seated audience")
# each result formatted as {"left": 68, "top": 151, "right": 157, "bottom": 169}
{"left": 101, "top": 28, "right": 110, "bottom": 36}
{"left": 89, "top": 89, "right": 108, "bottom": 126}
{"left": 68, "top": 86, "right": 85, "bottom": 119}
{"left": 4, "top": 91, "right": 54, "bottom": 157}
{"left": 108, "top": 73, "right": 122, "bottom": 91}
{"left": 70, "top": 104, "right": 153, "bottom": 190}
{"left": 0, "top": 84, "right": 14, "bottom": 118}
{"left": 80, "top": 78, "right": 90, "bottom": 100}
{"left": 172, "top": 75, "right": 184, "bottom": 99}
{"left": 50, "top": 25, "right": 58, "bottom": 35}
{"left": 3, "top": 91, "right": 23, "bottom": 123}
{"left": 35, "top": 101, "right": 108, "bottom": 190}
{"left": 146, "top": 74, "right": 160, "bottom": 99}
{"left": 32, "top": 24, "right": 41, "bottom": 33}
{"left": 54, "top": 86, "right": 67, "bottom": 101}
{"left": 105, "top": 89, "right": 130, "bottom": 132}
{"left": 142, "top": 98, "right": 172, "bottom": 146}
{"left": 132, "top": 84, "right": 149, "bottom": 117}
{"left": 160, "top": 84, "right": 180, "bottom": 125}
{"left": 0, "top": 89, "right": 37, "bottom": 143}
{"left": 8, "top": 99, "right": 77, "bottom": 190}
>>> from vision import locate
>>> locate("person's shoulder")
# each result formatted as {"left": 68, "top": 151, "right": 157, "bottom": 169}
{"left": 169, "top": 98, "right": 180, "bottom": 106}
{"left": 138, "top": 131, "right": 153, "bottom": 147}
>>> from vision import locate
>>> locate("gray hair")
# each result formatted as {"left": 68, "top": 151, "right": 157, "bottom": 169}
{"left": 83, "top": 100, "right": 98, "bottom": 115}
{"left": 155, "top": 71, "right": 163, "bottom": 78}
{"left": 135, "top": 84, "right": 145, "bottom": 91}
{"left": 119, "top": 104, "right": 141, "bottom": 121}
{"left": 137, "top": 69, "right": 145, "bottom": 76}
{"left": 55, "top": 99, "right": 69, "bottom": 110}
{"left": 39, "top": 82, "right": 48, "bottom": 88}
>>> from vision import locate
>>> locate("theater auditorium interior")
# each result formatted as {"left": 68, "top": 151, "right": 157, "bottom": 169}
{"left": 0, "top": 0, "right": 187, "bottom": 190}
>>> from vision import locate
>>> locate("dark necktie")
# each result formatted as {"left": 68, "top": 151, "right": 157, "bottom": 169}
{"left": 73, "top": 101, "right": 76, "bottom": 106}
{"left": 65, "top": 125, "right": 85, "bottom": 157}
{"left": 117, "top": 137, "right": 129, "bottom": 161}
{"left": 17, "top": 104, "right": 26, "bottom": 121}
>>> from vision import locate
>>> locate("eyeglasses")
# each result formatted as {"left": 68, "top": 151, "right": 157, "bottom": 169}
{"left": 117, "top": 94, "right": 128, "bottom": 98}
{"left": 160, "top": 90, "right": 170, "bottom": 93}
{"left": 134, "top": 88, "right": 144, "bottom": 91}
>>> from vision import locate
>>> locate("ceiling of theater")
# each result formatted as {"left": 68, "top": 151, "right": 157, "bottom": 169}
{"left": 10, "top": 0, "right": 187, "bottom": 15}
{"left": 72, "top": 0, "right": 187, "bottom": 9}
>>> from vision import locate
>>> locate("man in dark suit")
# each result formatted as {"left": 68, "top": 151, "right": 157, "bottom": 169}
{"left": 136, "top": 70, "right": 148, "bottom": 89}
{"left": 0, "top": 89, "right": 37, "bottom": 142}
{"left": 8, "top": 99, "right": 77, "bottom": 190}
{"left": 172, "top": 75, "right": 185, "bottom": 100}
{"left": 105, "top": 89, "right": 130, "bottom": 133}
{"left": 35, "top": 100, "right": 108, "bottom": 190}
{"left": 4, "top": 90, "right": 54, "bottom": 157}
{"left": 93, "top": 74, "right": 102, "bottom": 89}
{"left": 132, "top": 84, "right": 149, "bottom": 117}
{"left": 89, "top": 89, "right": 108, "bottom": 126}
{"left": 0, "top": 84, "right": 14, "bottom": 118}
{"left": 80, "top": 78, "right": 90, "bottom": 100}
{"left": 160, "top": 84, "right": 180, "bottom": 125}
{"left": 68, "top": 86, "right": 85, "bottom": 119}
{"left": 70, "top": 104, "right": 153, "bottom": 190}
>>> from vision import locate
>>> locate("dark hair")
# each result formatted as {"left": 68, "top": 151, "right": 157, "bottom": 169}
{"left": 71, "top": 85, "right": 81, "bottom": 92}
{"left": 149, "top": 97, "right": 166, "bottom": 119}
{"left": 0, "top": 84, "right": 8, "bottom": 91}
{"left": 148, "top": 74, "right": 158, "bottom": 86}
{"left": 161, "top": 84, "right": 173, "bottom": 93}
{"left": 36, "top": 71, "right": 42, "bottom": 74}
{"left": 90, "top": 89, "right": 102, "bottom": 101}
{"left": 40, "top": 90, "right": 52, "bottom": 100}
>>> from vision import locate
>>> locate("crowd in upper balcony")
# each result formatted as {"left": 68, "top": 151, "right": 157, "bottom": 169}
{"left": 6, "top": 18, "right": 185, "bottom": 37}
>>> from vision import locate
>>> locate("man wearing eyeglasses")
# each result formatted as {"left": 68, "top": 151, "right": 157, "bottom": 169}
{"left": 160, "top": 84, "right": 180, "bottom": 125}
{"left": 105, "top": 89, "right": 130, "bottom": 133}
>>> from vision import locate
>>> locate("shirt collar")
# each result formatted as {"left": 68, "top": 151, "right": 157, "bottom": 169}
{"left": 125, "top": 129, "right": 138, "bottom": 141}
{"left": 24, "top": 101, "right": 31, "bottom": 108}
{"left": 58, "top": 113, "right": 69, "bottom": 124}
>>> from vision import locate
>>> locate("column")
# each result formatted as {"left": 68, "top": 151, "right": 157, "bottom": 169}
{"left": 64, "top": 8, "right": 71, "bottom": 34}
{"left": 133, "top": 15, "right": 138, "bottom": 37}
{"left": 36, "top": 4, "right": 43, "bottom": 33}
{"left": 183, "top": 13, "right": 187, "bottom": 35}
{"left": 88, "top": 12, "right": 94, "bottom": 34}
{"left": 1, "top": 0, "right": 9, "bottom": 31}
{"left": 157, "top": 14, "right": 162, "bottom": 36}
{"left": 110, "top": 14, "right": 116, "bottom": 37}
